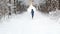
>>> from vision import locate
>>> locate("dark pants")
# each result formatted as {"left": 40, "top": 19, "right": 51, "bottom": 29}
{"left": 32, "top": 13, "right": 34, "bottom": 19}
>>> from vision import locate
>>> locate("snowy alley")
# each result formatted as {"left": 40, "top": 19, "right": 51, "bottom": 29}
{"left": 0, "top": 4, "right": 60, "bottom": 34}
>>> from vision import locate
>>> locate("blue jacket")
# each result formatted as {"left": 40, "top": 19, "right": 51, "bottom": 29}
{"left": 31, "top": 9, "right": 34, "bottom": 18}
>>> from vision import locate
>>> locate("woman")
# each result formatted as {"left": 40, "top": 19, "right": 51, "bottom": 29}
{"left": 31, "top": 9, "right": 34, "bottom": 19}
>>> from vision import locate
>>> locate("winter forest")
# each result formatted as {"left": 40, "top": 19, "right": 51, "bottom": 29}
{"left": 0, "top": 0, "right": 60, "bottom": 19}
{"left": 0, "top": 0, "right": 59, "bottom": 17}
{"left": 0, "top": 0, "right": 60, "bottom": 34}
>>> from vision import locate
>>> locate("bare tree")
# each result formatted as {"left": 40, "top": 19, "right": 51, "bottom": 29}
{"left": 38, "top": 0, "right": 59, "bottom": 14}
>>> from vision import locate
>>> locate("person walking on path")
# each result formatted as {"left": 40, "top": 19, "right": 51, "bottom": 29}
{"left": 31, "top": 9, "right": 34, "bottom": 19}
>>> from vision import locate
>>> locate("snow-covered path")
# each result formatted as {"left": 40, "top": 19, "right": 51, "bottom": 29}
{"left": 0, "top": 11, "right": 60, "bottom": 34}
{"left": 0, "top": 12, "right": 32, "bottom": 34}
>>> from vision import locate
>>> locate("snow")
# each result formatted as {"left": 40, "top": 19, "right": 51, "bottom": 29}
{"left": 0, "top": 5, "right": 60, "bottom": 34}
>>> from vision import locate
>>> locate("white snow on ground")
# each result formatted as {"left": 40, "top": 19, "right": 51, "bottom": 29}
{"left": 0, "top": 5, "right": 60, "bottom": 34}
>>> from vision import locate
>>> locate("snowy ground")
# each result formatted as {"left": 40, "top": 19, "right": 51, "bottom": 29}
{"left": 0, "top": 11, "right": 60, "bottom": 34}
{"left": 0, "top": 5, "right": 60, "bottom": 34}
